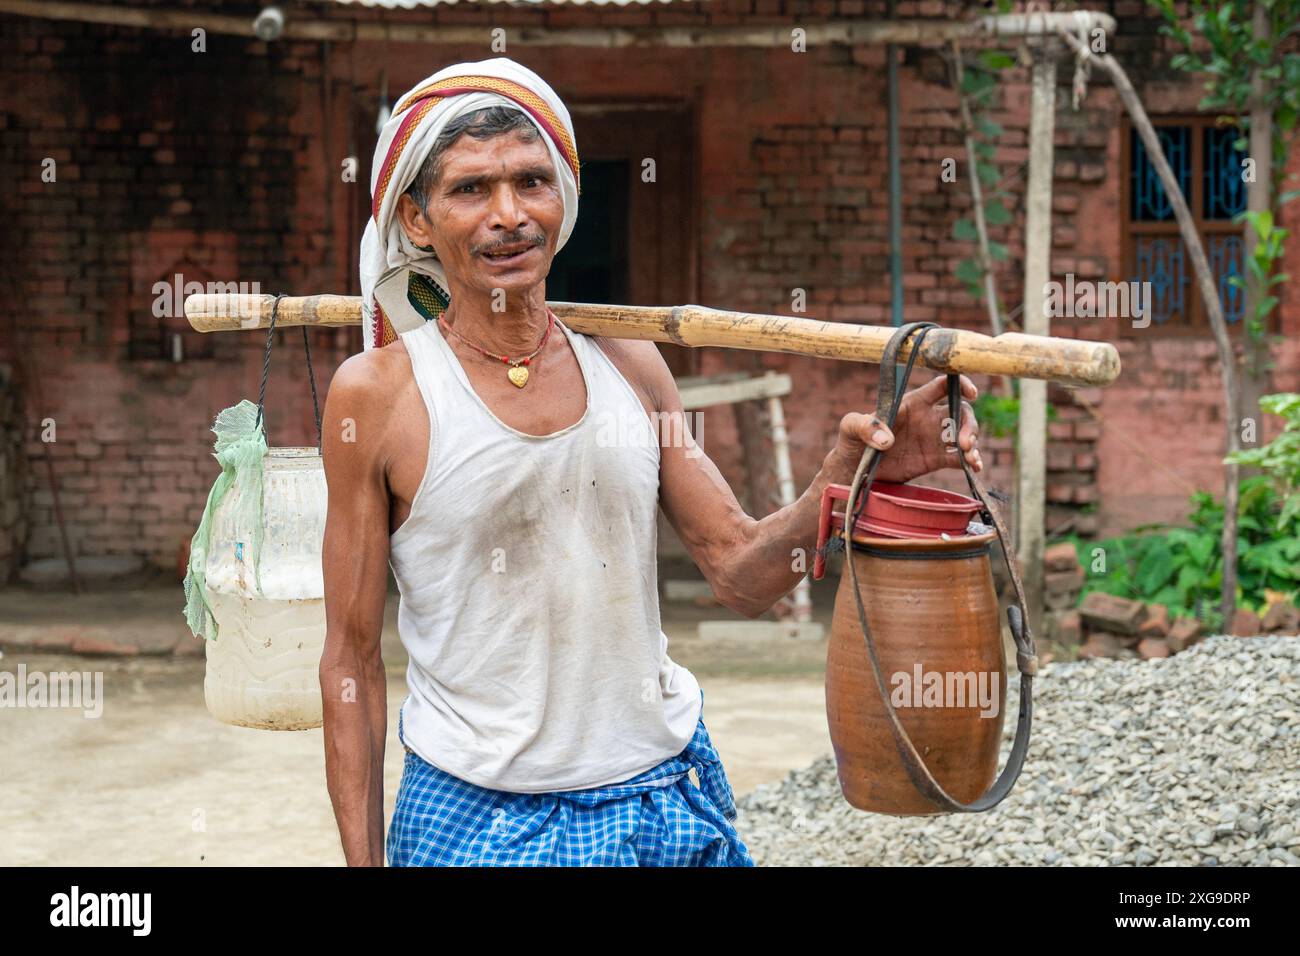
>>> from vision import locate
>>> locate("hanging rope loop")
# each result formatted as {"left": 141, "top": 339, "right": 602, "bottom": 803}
{"left": 255, "top": 293, "right": 323, "bottom": 454}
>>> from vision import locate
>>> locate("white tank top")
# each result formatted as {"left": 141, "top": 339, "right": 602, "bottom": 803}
{"left": 388, "top": 316, "right": 703, "bottom": 792}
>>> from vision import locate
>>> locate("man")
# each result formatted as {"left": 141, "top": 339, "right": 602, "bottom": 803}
{"left": 320, "top": 58, "right": 982, "bottom": 867}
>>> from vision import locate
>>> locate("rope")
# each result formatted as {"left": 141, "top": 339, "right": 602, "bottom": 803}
{"left": 302, "top": 324, "right": 322, "bottom": 453}
{"left": 255, "top": 293, "right": 324, "bottom": 453}
{"left": 1070, "top": 9, "right": 1094, "bottom": 110}
{"left": 253, "top": 293, "right": 281, "bottom": 440}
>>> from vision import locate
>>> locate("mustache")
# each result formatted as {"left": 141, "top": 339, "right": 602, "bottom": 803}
{"left": 475, "top": 234, "right": 546, "bottom": 256}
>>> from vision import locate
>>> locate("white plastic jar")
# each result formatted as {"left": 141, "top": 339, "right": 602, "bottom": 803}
{"left": 202, "top": 446, "right": 327, "bottom": 730}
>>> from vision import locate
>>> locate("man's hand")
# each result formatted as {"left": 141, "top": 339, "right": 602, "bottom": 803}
{"left": 828, "top": 374, "right": 982, "bottom": 484}
{"left": 617, "top": 336, "right": 984, "bottom": 619}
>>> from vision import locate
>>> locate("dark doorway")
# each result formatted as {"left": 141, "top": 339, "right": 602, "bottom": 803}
{"left": 565, "top": 102, "right": 699, "bottom": 377}
{"left": 548, "top": 159, "right": 628, "bottom": 304}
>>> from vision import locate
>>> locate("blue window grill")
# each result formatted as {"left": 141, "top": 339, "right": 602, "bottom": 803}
{"left": 1131, "top": 126, "right": 1189, "bottom": 221}
{"left": 1208, "top": 234, "right": 1245, "bottom": 323}
{"left": 1204, "top": 126, "right": 1248, "bottom": 221}
{"left": 1126, "top": 120, "right": 1249, "bottom": 330}
{"left": 1134, "top": 236, "right": 1187, "bottom": 325}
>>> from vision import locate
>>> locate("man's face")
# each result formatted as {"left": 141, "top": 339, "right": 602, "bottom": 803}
{"left": 397, "top": 128, "right": 563, "bottom": 300}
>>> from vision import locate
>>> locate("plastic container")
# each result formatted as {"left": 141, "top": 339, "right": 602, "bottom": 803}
{"left": 202, "top": 447, "right": 327, "bottom": 730}
{"left": 812, "top": 481, "right": 984, "bottom": 579}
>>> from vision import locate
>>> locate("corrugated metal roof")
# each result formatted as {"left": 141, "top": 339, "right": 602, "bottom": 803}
{"left": 325, "top": 0, "right": 692, "bottom": 7}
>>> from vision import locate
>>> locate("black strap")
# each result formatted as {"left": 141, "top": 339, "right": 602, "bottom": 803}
{"left": 254, "top": 294, "right": 323, "bottom": 453}
{"left": 850, "top": 543, "right": 991, "bottom": 561}
{"left": 841, "top": 322, "right": 1036, "bottom": 813}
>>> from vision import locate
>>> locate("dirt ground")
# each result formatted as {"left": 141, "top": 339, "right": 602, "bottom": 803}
{"left": 0, "top": 579, "right": 836, "bottom": 866}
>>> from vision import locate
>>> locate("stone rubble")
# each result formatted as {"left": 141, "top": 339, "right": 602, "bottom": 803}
{"left": 734, "top": 634, "right": 1300, "bottom": 867}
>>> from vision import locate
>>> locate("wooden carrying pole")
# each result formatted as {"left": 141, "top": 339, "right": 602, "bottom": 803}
{"left": 185, "top": 294, "right": 1120, "bottom": 388}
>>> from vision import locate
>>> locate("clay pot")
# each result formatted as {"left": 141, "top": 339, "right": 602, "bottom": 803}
{"left": 826, "top": 530, "right": 1007, "bottom": 816}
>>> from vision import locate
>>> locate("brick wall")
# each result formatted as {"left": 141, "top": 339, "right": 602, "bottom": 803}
{"left": 0, "top": 10, "right": 354, "bottom": 573}
{"left": 0, "top": 0, "right": 1297, "bottom": 581}
{"left": 0, "top": 363, "right": 28, "bottom": 583}
{"left": 695, "top": 0, "right": 1299, "bottom": 539}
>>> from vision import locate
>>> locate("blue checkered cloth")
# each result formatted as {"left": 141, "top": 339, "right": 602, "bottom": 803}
{"left": 386, "top": 692, "right": 755, "bottom": 867}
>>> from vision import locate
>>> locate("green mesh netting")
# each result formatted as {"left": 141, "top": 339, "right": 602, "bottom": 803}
{"left": 182, "top": 399, "right": 269, "bottom": 641}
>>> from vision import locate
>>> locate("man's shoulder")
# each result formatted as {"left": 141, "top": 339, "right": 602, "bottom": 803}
{"left": 331, "top": 338, "right": 410, "bottom": 399}
{"left": 325, "top": 339, "right": 414, "bottom": 454}
{"left": 588, "top": 335, "right": 670, "bottom": 412}
{"left": 324, "top": 339, "right": 415, "bottom": 478}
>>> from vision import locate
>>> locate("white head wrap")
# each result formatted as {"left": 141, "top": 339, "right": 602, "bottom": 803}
{"left": 359, "top": 57, "right": 581, "bottom": 351}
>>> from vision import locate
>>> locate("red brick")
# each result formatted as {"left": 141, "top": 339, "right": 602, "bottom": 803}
{"left": 1230, "top": 609, "right": 1262, "bottom": 637}
{"left": 1137, "top": 603, "right": 1170, "bottom": 638}
{"left": 1048, "top": 610, "right": 1082, "bottom": 645}
{"left": 1137, "top": 637, "right": 1170, "bottom": 660}
{"left": 1077, "top": 632, "right": 1122, "bottom": 659}
{"left": 1261, "top": 602, "right": 1300, "bottom": 633}
{"left": 1166, "top": 618, "right": 1203, "bottom": 652}
{"left": 1044, "top": 542, "right": 1082, "bottom": 573}
{"left": 1045, "top": 567, "right": 1086, "bottom": 595}
{"left": 1079, "top": 592, "right": 1148, "bottom": 635}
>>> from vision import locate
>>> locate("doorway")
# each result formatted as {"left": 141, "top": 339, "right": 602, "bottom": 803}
{"left": 559, "top": 101, "right": 699, "bottom": 377}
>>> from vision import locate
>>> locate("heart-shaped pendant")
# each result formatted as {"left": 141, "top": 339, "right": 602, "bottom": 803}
{"left": 507, "top": 366, "right": 529, "bottom": 388}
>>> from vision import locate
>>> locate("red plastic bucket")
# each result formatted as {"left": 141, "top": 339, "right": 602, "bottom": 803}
{"left": 813, "top": 481, "right": 984, "bottom": 579}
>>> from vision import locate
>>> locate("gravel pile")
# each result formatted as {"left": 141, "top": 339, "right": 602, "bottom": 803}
{"left": 735, "top": 634, "right": 1300, "bottom": 866}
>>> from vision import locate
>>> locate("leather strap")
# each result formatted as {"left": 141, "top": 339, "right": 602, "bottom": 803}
{"left": 841, "top": 322, "right": 1036, "bottom": 813}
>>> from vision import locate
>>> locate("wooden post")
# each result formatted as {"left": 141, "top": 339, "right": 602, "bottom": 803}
{"left": 1241, "top": 3, "right": 1274, "bottom": 442}
{"left": 1017, "top": 46, "right": 1057, "bottom": 640}
{"left": 766, "top": 390, "right": 813, "bottom": 625}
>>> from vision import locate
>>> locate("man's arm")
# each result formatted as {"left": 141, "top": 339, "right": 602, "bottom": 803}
{"left": 319, "top": 353, "right": 393, "bottom": 866}
{"left": 623, "top": 342, "right": 980, "bottom": 620}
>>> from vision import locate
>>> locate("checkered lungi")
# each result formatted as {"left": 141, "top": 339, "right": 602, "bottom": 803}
{"left": 386, "top": 691, "right": 755, "bottom": 867}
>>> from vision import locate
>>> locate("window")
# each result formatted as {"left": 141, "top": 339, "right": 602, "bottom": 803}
{"left": 1121, "top": 116, "right": 1252, "bottom": 333}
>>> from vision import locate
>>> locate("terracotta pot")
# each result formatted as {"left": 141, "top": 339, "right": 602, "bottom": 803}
{"left": 826, "top": 530, "right": 1007, "bottom": 816}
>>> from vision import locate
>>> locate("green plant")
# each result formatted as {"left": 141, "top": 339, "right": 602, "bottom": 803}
{"left": 1150, "top": 0, "right": 1300, "bottom": 357}
{"left": 951, "top": 47, "right": 1015, "bottom": 302}
{"left": 1065, "top": 475, "right": 1300, "bottom": 633}
{"left": 1225, "top": 391, "right": 1300, "bottom": 529}
{"left": 972, "top": 394, "right": 1057, "bottom": 438}
{"left": 1150, "top": 0, "right": 1300, "bottom": 179}
{"left": 1228, "top": 210, "right": 1291, "bottom": 341}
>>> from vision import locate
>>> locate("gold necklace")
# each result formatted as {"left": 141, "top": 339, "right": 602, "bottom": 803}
{"left": 437, "top": 308, "right": 556, "bottom": 388}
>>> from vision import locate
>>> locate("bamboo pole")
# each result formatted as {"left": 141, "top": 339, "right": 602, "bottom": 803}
{"left": 184, "top": 294, "right": 1121, "bottom": 388}
{"left": 0, "top": 1, "right": 1115, "bottom": 49}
